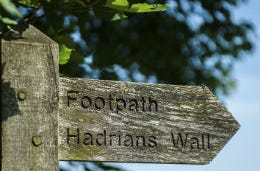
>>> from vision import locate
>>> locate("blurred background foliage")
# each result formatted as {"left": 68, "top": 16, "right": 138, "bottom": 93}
{"left": 0, "top": 0, "right": 254, "bottom": 170}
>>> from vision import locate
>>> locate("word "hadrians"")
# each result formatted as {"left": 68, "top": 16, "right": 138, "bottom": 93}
{"left": 67, "top": 91, "right": 158, "bottom": 113}
{"left": 67, "top": 128, "right": 157, "bottom": 148}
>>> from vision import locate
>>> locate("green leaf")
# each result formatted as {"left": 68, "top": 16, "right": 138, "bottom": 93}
{"left": 59, "top": 44, "right": 73, "bottom": 65}
{"left": 0, "top": 0, "right": 22, "bottom": 17}
{"left": 57, "top": 36, "right": 75, "bottom": 49}
{"left": 18, "top": 0, "right": 40, "bottom": 7}
{"left": 108, "top": 0, "right": 128, "bottom": 6}
{"left": 1, "top": 17, "right": 17, "bottom": 25}
{"left": 131, "top": 3, "right": 169, "bottom": 12}
{"left": 111, "top": 12, "right": 127, "bottom": 21}
{"left": 105, "top": 0, "right": 169, "bottom": 13}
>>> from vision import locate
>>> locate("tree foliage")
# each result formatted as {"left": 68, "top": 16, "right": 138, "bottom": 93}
{"left": 0, "top": 0, "right": 253, "bottom": 96}
{"left": 0, "top": 0, "right": 254, "bottom": 170}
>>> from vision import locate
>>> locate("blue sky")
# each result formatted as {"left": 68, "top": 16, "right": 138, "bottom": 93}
{"left": 60, "top": 1, "right": 260, "bottom": 170}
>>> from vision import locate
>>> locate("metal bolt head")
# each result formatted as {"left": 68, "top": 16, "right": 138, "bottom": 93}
{"left": 18, "top": 91, "right": 26, "bottom": 101}
{"left": 32, "top": 136, "right": 42, "bottom": 146}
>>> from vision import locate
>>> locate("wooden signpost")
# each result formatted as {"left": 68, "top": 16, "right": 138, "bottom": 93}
{"left": 58, "top": 78, "right": 239, "bottom": 164}
{"left": 1, "top": 25, "right": 240, "bottom": 170}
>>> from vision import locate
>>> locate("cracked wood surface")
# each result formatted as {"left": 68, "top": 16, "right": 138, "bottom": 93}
{"left": 58, "top": 77, "right": 240, "bottom": 164}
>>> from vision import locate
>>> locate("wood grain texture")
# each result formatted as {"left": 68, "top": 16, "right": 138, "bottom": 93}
{"left": 1, "top": 25, "right": 59, "bottom": 171}
{"left": 58, "top": 77, "right": 240, "bottom": 164}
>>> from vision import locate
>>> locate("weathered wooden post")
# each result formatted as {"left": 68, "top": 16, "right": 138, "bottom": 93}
{"left": 1, "top": 25, "right": 59, "bottom": 171}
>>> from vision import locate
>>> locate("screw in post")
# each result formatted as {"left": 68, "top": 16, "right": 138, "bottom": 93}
{"left": 17, "top": 91, "right": 27, "bottom": 101}
{"left": 32, "top": 136, "right": 42, "bottom": 146}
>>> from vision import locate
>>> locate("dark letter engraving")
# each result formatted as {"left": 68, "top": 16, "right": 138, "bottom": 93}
{"left": 108, "top": 94, "right": 114, "bottom": 110}
{"left": 190, "top": 137, "right": 199, "bottom": 149}
{"left": 67, "top": 91, "right": 79, "bottom": 107}
{"left": 116, "top": 98, "right": 126, "bottom": 113}
{"left": 81, "top": 96, "right": 92, "bottom": 108}
{"left": 149, "top": 97, "right": 158, "bottom": 112}
{"left": 148, "top": 136, "right": 157, "bottom": 147}
{"left": 67, "top": 128, "right": 80, "bottom": 145}
{"left": 96, "top": 130, "right": 107, "bottom": 146}
{"left": 95, "top": 97, "right": 105, "bottom": 109}
{"left": 83, "top": 133, "right": 93, "bottom": 145}
{"left": 141, "top": 97, "right": 146, "bottom": 112}
{"left": 207, "top": 134, "right": 211, "bottom": 149}
{"left": 171, "top": 133, "right": 188, "bottom": 148}
{"left": 129, "top": 99, "right": 138, "bottom": 111}
{"left": 124, "top": 135, "right": 133, "bottom": 147}
{"left": 136, "top": 136, "right": 146, "bottom": 147}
